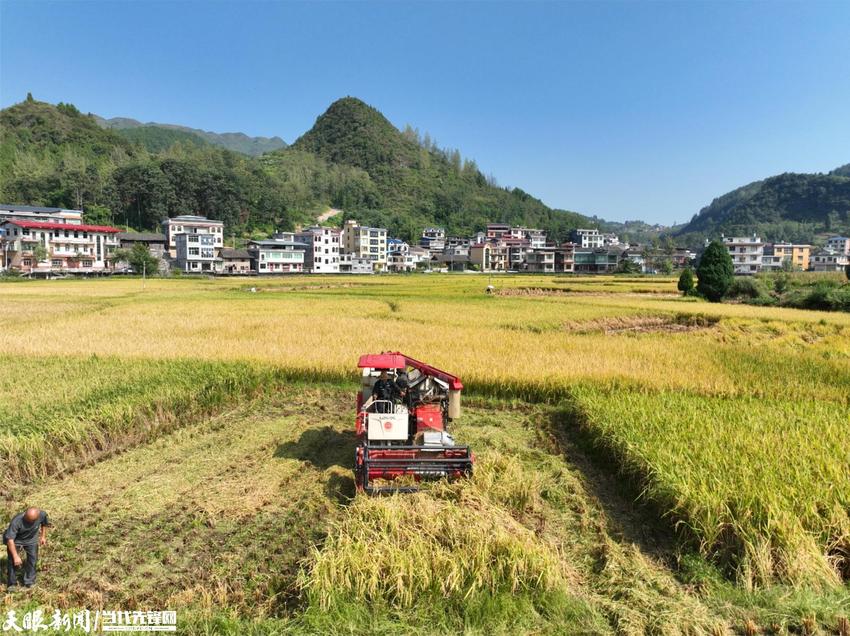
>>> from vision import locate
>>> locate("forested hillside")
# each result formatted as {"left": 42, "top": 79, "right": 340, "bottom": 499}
{"left": 0, "top": 95, "right": 598, "bottom": 241}
{"left": 291, "top": 97, "right": 593, "bottom": 240}
{"left": 674, "top": 169, "right": 850, "bottom": 246}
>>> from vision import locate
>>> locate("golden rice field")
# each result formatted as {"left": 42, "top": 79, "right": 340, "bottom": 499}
{"left": 1, "top": 274, "right": 849, "bottom": 633}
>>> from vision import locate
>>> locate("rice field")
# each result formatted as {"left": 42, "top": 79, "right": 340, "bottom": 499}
{"left": 1, "top": 274, "right": 849, "bottom": 632}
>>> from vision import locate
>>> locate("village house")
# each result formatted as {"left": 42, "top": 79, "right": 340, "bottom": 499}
{"left": 295, "top": 226, "right": 341, "bottom": 274}
{"left": 220, "top": 248, "right": 252, "bottom": 274}
{"left": 0, "top": 218, "right": 120, "bottom": 274}
{"left": 161, "top": 215, "right": 224, "bottom": 258}
{"left": 722, "top": 235, "right": 764, "bottom": 275}
{"left": 339, "top": 253, "right": 373, "bottom": 274}
{"left": 341, "top": 219, "right": 387, "bottom": 271}
{"left": 553, "top": 243, "right": 576, "bottom": 273}
{"left": 810, "top": 249, "right": 850, "bottom": 272}
{"left": 176, "top": 233, "right": 221, "bottom": 273}
{"left": 0, "top": 204, "right": 84, "bottom": 226}
{"left": 525, "top": 247, "right": 555, "bottom": 273}
{"left": 571, "top": 228, "right": 604, "bottom": 248}
{"left": 248, "top": 239, "right": 305, "bottom": 274}
{"left": 825, "top": 236, "right": 850, "bottom": 255}
{"left": 761, "top": 243, "right": 811, "bottom": 271}
{"left": 419, "top": 228, "right": 445, "bottom": 254}
{"left": 573, "top": 246, "right": 621, "bottom": 273}
{"left": 117, "top": 232, "right": 167, "bottom": 257}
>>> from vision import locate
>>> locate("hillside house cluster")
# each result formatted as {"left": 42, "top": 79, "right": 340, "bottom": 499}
{"left": 721, "top": 235, "right": 849, "bottom": 274}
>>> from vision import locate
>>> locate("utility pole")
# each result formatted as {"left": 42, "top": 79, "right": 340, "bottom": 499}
{"left": 142, "top": 259, "right": 146, "bottom": 290}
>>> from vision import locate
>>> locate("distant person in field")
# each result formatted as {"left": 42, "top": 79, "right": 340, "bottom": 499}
{"left": 4, "top": 507, "right": 51, "bottom": 591}
{"left": 372, "top": 370, "right": 395, "bottom": 413}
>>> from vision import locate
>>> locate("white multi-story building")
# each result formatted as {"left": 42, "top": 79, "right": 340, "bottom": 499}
{"left": 0, "top": 219, "right": 119, "bottom": 274}
{"left": 161, "top": 215, "right": 224, "bottom": 258}
{"left": 602, "top": 233, "right": 620, "bottom": 246}
{"left": 722, "top": 235, "right": 764, "bottom": 275}
{"left": 175, "top": 233, "right": 221, "bottom": 273}
{"left": 525, "top": 229, "right": 547, "bottom": 249}
{"left": 248, "top": 239, "right": 305, "bottom": 274}
{"left": 341, "top": 219, "right": 387, "bottom": 271}
{"left": 295, "top": 226, "right": 341, "bottom": 274}
{"left": 825, "top": 236, "right": 850, "bottom": 255}
{"left": 571, "top": 228, "right": 604, "bottom": 248}
{"left": 420, "top": 228, "right": 445, "bottom": 253}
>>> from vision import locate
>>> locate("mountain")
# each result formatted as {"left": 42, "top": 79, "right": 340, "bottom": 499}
{"left": 93, "top": 115, "right": 287, "bottom": 156}
{"left": 290, "top": 97, "right": 595, "bottom": 240}
{"left": 114, "top": 126, "right": 210, "bottom": 153}
{"left": 1, "top": 94, "right": 612, "bottom": 242}
{"left": 673, "top": 168, "right": 850, "bottom": 247}
{"left": 0, "top": 97, "right": 294, "bottom": 231}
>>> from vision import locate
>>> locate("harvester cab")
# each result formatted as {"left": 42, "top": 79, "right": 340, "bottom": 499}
{"left": 354, "top": 352, "right": 474, "bottom": 494}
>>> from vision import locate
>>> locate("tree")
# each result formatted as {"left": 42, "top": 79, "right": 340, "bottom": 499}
{"left": 696, "top": 240, "right": 734, "bottom": 302}
{"left": 33, "top": 244, "right": 48, "bottom": 264}
{"left": 845, "top": 262, "right": 850, "bottom": 281}
{"left": 659, "top": 259, "right": 674, "bottom": 275}
{"left": 616, "top": 259, "right": 642, "bottom": 274}
{"left": 677, "top": 267, "right": 695, "bottom": 295}
{"left": 112, "top": 243, "right": 160, "bottom": 275}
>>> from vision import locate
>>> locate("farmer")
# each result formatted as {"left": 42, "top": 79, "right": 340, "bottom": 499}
{"left": 394, "top": 370, "right": 410, "bottom": 406}
{"left": 4, "top": 507, "right": 51, "bottom": 591}
{"left": 372, "top": 369, "right": 396, "bottom": 413}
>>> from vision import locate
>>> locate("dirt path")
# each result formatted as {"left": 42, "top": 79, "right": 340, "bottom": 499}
{"left": 315, "top": 207, "right": 342, "bottom": 223}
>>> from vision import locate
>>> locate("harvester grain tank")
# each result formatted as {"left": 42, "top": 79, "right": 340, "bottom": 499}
{"left": 354, "top": 352, "right": 473, "bottom": 494}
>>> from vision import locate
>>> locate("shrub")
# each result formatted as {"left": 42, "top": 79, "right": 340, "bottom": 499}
{"left": 677, "top": 268, "right": 695, "bottom": 295}
{"left": 696, "top": 240, "right": 734, "bottom": 302}
{"left": 725, "top": 276, "right": 770, "bottom": 300}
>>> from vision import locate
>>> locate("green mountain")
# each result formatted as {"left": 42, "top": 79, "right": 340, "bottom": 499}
{"left": 0, "top": 95, "right": 615, "bottom": 242}
{"left": 290, "top": 96, "right": 594, "bottom": 240}
{"left": 673, "top": 169, "right": 850, "bottom": 247}
{"left": 0, "top": 97, "right": 294, "bottom": 231}
{"left": 114, "top": 126, "right": 210, "bottom": 153}
{"left": 93, "top": 115, "right": 287, "bottom": 157}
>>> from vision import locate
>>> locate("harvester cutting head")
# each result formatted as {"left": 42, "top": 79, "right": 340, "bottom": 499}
{"left": 354, "top": 352, "right": 474, "bottom": 494}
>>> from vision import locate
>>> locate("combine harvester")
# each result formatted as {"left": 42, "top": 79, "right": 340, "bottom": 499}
{"left": 354, "top": 352, "right": 474, "bottom": 494}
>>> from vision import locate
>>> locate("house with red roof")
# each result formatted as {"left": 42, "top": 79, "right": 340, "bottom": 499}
{"left": 0, "top": 219, "right": 121, "bottom": 275}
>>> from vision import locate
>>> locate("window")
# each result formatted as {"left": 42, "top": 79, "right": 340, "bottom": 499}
{"left": 82, "top": 260, "right": 92, "bottom": 267}
{"left": 52, "top": 259, "right": 61, "bottom": 267}
{"left": 23, "top": 259, "right": 31, "bottom": 266}
{"left": 189, "top": 248, "right": 200, "bottom": 256}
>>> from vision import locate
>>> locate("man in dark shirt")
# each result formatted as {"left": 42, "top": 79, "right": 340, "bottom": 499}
{"left": 372, "top": 370, "right": 395, "bottom": 413}
{"left": 4, "top": 507, "right": 51, "bottom": 590}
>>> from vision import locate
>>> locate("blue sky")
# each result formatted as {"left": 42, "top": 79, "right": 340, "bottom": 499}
{"left": 2, "top": 1, "right": 849, "bottom": 225}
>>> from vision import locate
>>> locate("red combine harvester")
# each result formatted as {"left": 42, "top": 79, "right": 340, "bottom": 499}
{"left": 354, "top": 352, "right": 474, "bottom": 494}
